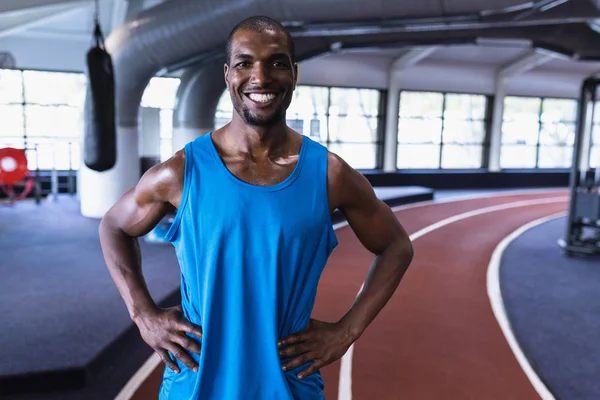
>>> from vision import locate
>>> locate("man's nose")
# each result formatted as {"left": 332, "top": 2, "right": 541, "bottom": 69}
{"left": 250, "top": 63, "right": 271, "bottom": 86}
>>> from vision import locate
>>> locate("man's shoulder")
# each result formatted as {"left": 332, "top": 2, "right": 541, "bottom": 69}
{"left": 326, "top": 150, "right": 349, "bottom": 182}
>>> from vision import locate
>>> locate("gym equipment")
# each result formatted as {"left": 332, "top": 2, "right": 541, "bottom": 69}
{"left": 0, "top": 147, "right": 28, "bottom": 185}
{"left": 0, "top": 147, "right": 36, "bottom": 205}
{"left": 558, "top": 76, "right": 600, "bottom": 256}
{"left": 83, "top": 3, "right": 116, "bottom": 172}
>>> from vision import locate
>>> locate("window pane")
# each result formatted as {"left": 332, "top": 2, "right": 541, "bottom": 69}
{"left": 160, "top": 139, "right": 172, "bottom": 162}
{"left": 501, "top": 119, "right": 539, "bottom": 145}
{"left": 590, "top": 145, "right": 599, "bottom": 168}
{"left": 538, "top": 145, "right": 572, "bottom": 168}
{"left": 328, "top": 115, "right": 378, "bottom": 143}
{"left": 52, "top": 140, "right": 79, "bottom": 170}
{"left": 160, "top": 109, "right": 173, "bottom": 139}
{"left": 500, "top": 145, "right": 537, "bottom": 168}
{"left": 441, "top": 145, "right": 483, "bottom": 168}
{"left": 288, "top": 86, "right": 329, "bottom": 119}
{"left": 329, "top": 88, "right": 379, "bottom": 117}
{"left": 25, "top": 105, "right": 82, "bottom": 139}
{"left": 216, "top": 89, "right": 233, "bottom": 120}
{"left": 398, "top": 118, "right": 442, "bottom": 144}
{"left": 328, "top": 143, "right": 377, "bottom": 169}
{"left": 444, "top": 94, "right": 486, "bottom": 121}
{"left": 23, "top": 70, "right": 86, "bottom": 106}
{"left": 0, "top": 136, "right": 24, "bottom": 149}
{"left": 141, "top": 77, "right": 180, "bottom": 109}
{"left": 397, "top": 144, "right": 440, "bottom": 168}
{"left": 541, "top": 98, "right": 577, "bottom": 123}
{"left": 299, "top": 117, "right": 327, "bottom": 142}
{"left": 26, "top": 139, "right": 80, "bottom": 170}
{"left": 592, "top": 124, "right": 600, "bottom": 145}
{"left": 0, "top": 104, "right": 24, "bottom": 137}
{"left": 503, "top": 97, "right": 541, "bottom": 121}
{"left": 27, "top": 140, "right": 56, "bottom": 170}
{"left": 0, "top": 69, "right": 23, "bottom": 104}
{"left": 539, "top": 122, "right": 575, "bottom": 146}
{"left": 399, "top": 92, "right": 443, "bottom": 118}
{"left": 594, "top": 102, "right": 600, "bottom": 124}
{"left": 442, "top": 120, "right": 485, "bottom": 144}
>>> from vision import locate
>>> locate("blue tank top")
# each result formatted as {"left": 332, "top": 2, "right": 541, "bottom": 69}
{"left": 160, "top": 132, "right": 338, "bottom": 399}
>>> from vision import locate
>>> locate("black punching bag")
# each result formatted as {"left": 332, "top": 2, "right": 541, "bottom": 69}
{"left": 84, "top": 20, "right": 116, "bottom": 172}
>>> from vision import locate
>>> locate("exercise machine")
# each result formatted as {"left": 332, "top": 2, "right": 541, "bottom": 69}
{"left": 558, "top": 75, "right": 600, "bottom": 256}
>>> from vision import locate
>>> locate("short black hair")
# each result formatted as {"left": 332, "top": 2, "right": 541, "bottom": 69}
{"left": 225, "top": 16, "right": 295, "bottom": 65}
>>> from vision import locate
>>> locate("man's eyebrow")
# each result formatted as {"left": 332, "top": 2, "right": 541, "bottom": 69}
{"left": 233, "top": 53, "right": 252, "bottom": 60}
{"left": 269, "top": 53, "right": 290, "bottom": 59}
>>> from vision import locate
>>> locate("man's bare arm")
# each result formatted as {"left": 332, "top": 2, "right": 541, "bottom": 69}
{"left": 329, "top": 153, "right": 414, "bottom": 340}
{"left": 278, "top": 153, "right": 413, "bottom": 378}
{"left": 99, "top": 150, "right": 202, "bottom": 374}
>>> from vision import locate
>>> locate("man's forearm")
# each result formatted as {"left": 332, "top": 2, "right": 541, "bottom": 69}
{"left": 99, "top": 217, "right": 159, "bottom": 321}
{"left": 337, "top": 240, "right": 413, "bottom": 342}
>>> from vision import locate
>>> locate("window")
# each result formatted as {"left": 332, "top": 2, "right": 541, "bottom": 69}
{"left": 591, "top": 102, "right": 600, "bottom": 168}
{"left": 500, "top": 96, "right": 576, "bottom": 169}
{"left": 397, "top": 91, "right": 487, "bottom": 169}
{"left": 0, "top": 70, "right": 25, "bottom": 149}
{"left": 23, "top": 70, "right": 86, "bottom": 107}
{"left": 141, "top": 77, "right": 180, "bottom": 162}
{"left": 0, "top": 69, "right": 86, "bottom": 170}
{"left": 215, "top": 85, "right": 383, "bottom": 169}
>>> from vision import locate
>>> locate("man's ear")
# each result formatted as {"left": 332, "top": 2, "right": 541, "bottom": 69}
{"left": 224, "top": 63, "right": 229, "bottom": 88}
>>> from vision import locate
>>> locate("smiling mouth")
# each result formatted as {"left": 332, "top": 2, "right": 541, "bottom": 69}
{"left": 244, "top": 92, "right": 277, "bottom": 104}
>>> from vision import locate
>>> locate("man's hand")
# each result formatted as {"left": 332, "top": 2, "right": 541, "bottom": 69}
{"left": 277, "top": 319, "right": 354, "bottom": 379}
{"left": 134, "top": 305, "right": 203, "bottom": 374}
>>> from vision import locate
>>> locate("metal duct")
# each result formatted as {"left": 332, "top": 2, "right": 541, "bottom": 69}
{"left": 173, "top": 60, "right": 225, "bottom": 131}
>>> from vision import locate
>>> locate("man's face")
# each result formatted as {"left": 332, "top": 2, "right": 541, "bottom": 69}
{"left": 224, "top": 29, "right": 297, "bottom": 127}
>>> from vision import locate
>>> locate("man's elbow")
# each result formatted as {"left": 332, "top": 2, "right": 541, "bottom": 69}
{"left": 393, "top": 236, "right": 414, "bottom": 270}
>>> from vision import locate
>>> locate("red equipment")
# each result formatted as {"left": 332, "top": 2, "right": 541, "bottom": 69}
{"left": 0, "top": 147, "right": 34, "bottom": 204}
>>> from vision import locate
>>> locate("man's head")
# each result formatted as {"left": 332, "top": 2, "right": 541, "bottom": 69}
{"left": 224, "top": 16, "right": 297, "bottom": 127}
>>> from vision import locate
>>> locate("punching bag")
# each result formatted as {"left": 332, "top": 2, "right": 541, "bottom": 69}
{"left": 84, "top": 20, "right": 116, "bottom": 172}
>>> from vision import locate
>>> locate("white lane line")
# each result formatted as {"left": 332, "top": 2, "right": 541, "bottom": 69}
{"left": 115, "top": 190, "right": 567, "bottom": 400}
{"left": 486, "top": 212, "right": 566, "bottom": 400}
{"left": 337, "top": 196, "right": 568, "bottom": 400}
{"left": 114, "top": 352, "right": 161, "bottom": 400}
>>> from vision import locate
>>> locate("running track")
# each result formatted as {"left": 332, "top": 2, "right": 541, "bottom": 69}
{"left": 122, "top": 189, "right": 568, "bottom": 400}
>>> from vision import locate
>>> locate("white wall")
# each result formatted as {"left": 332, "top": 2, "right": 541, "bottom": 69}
{"left": 298, "top": 54, "right": 389, "bottom": 89}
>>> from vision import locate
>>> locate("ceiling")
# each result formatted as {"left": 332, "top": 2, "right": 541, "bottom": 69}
{"left": 0, "top": 0, "right": 600, "bottom": 78}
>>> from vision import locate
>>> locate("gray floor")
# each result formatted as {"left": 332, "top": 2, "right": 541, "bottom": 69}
{"left": 500, "top": 216, "right": 600, "bottom": 400}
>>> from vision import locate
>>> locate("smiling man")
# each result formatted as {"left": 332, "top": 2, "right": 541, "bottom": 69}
{"left": 99, "top": 15, "right": 413, "bottom": 400}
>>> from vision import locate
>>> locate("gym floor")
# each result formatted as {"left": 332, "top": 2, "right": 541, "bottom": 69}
{"left": 4, "top": 188, "right": 599, "bottom": 400}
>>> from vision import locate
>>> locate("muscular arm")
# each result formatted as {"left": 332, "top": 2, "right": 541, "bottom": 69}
{"left": 328, "top": 152, "right": 414, "bottom": 341}
{"left": 99, "top": 150, "right": 184, "bottom": 321}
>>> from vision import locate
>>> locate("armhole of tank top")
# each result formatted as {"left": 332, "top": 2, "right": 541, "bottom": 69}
{"left": 322, "top": 147, "right": 339, "bottom": 250}
{"left": 164, "top": 142, "right": 194, "bottom": 242}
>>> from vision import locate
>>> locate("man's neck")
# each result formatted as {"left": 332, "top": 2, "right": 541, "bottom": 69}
{"left": 225, "top": 118, "right": 290, "bottom": 159}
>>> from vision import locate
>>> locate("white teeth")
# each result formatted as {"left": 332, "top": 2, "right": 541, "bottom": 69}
{"left": 248, "top": 93, "right": 275, "bottom": 103}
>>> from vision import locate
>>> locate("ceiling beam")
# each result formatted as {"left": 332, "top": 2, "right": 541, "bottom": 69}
{"left": 0, "top": 0, "right": 87, "bottom": 14}
{"left": 0, "top": 3, "right": 86, "bottom": 40}
{"left": 391, "top": 46, "right": 439, "bottom": 70}
{"left": 498, "top": 49, "right": 556, "bottom": 78}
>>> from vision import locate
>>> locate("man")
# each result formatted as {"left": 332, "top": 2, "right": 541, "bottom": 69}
{"left": 99, "top": 15, "right": 413, "bottom": 399}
